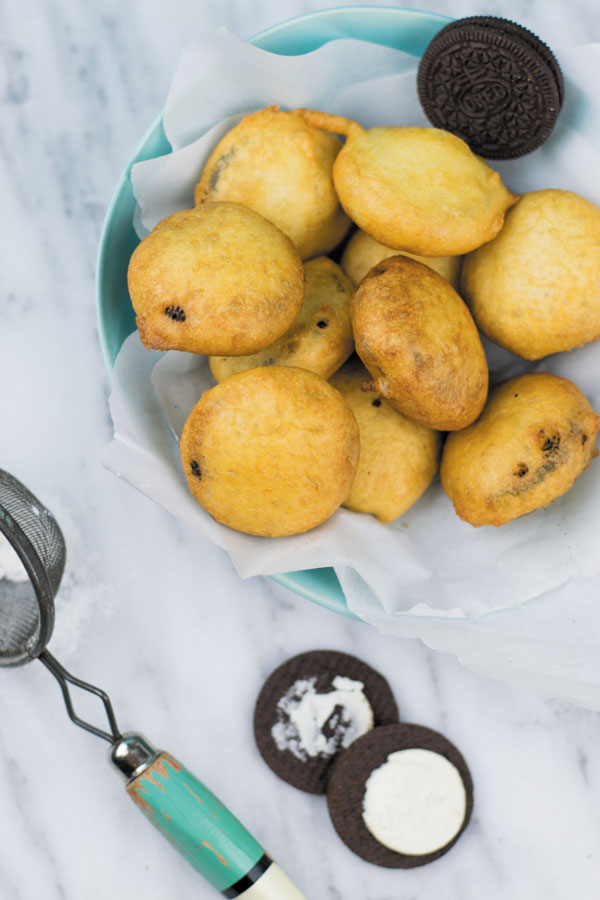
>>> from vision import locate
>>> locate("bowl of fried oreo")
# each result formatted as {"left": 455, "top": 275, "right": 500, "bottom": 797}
{"left": 97, "top": 8, "right": 600, "bottom": 702}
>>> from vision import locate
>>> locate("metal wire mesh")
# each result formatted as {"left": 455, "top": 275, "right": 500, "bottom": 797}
{"left": 0, "top": 579, "right": 40, "bottom": 661}
{"left": 0, "top": 470, "right": 66, "bottom": 665}
{"left": 0, "top": 471, "right": 65, "bottom": 594}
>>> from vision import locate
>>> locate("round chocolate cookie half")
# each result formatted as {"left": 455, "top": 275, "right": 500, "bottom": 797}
{"left": 442, "top": 17, "right": 564, "bottom": 105}
{"left": 418, "top": 17, "right": 563, "bottom": 159}
{"left": 327, "top": 724, "right": 473, "bottom": 867}
{"left": 254, "top": 651, "right": 399, "bottom": 795}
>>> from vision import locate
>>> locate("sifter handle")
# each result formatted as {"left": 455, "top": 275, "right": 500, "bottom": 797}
{"left": 111, "top": 734, "right": 307, "bottom": 898}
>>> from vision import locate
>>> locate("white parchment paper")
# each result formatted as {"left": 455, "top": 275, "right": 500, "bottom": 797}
{"left": 105, "top": 31, "right": 600, "bottom": 707}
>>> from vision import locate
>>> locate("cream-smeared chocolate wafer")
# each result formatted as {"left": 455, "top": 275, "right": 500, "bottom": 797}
{"left": 254, "top": 651, "right": 399, "bottom": 795}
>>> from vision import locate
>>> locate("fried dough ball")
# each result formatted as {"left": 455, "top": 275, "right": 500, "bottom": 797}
{"left": 180, "top": 367, "right": 360, "bottom": 537}
{"left": 441, "top": 374, "right": 599, "bottom": 527}
{"left": 351, "top": 256, "right": 488, "bottom": 431}
{"left": 330, "top": 359, "right": 440, "bottom": 522}
{"left": 194, "top": 107, "right": 351, "bottom": 260}
{"left": 341, "top": 229, "right": 461, "bottom": 288}
{"left": 461, "top": 190, "right": 600, "bottom": 360}
{"left": 210, "top": 257, "right": 354, "bottom": 382}
{"left": 128, "top": 201, "right": 304, "bottom": 356}
{"left": 297, "top": 110, "right": 517, "bottom": 257}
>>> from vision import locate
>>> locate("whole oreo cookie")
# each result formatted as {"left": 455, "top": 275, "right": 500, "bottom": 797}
{"left": 327, "top": 724, "right": 473, "bottom": 868}
{"left": 445, "top": 17, "right": 564, "bottom": 105}
{"left": 418, "top": 16, "right": 563, "bottom": 159}
{"left": 254, "top": 650, "right": 399, "bottom": 794}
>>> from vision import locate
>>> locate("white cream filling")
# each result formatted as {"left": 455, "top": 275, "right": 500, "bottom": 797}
{"left": 271, "top": 675, "right": 374, "bottom": 761}
{"left": 362, "top": 748, "right": 467, "bottom": 856}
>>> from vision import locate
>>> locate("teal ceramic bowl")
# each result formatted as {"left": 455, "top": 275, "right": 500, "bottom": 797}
{"left": 96, "top": 6, "right": 451, "bottom": 620}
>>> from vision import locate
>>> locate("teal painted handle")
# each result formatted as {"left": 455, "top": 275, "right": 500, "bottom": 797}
{"left": 127, "top": 752, "right": 264, "bottom": 893}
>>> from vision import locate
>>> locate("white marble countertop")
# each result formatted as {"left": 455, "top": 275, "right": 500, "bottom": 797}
{"left": 2, "top": 1, "right": 600, "bottom": 898}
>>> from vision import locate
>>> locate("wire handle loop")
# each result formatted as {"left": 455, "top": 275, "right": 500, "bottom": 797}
{"left": 39, "top": 650, "right": 121, "bottom": 743}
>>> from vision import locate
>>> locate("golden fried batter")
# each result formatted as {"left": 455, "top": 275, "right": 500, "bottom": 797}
{"left": 210, "top": 257, "right": 354, "bottom": 382}
{"left": 331, "top": 359, "right": 439, "bottom": 522}
{"left": 128, "top": 201, "right": 304, "bottom": 356}
{"left": 341, "top": 229, "right": 461, "bottom": 287}
{"left": 441, "top": 374, "right": 599, "bottom": 527}
{"left": 297, "top": 110, "right": 517, "bottom": 256}
{"left": 351, "top": 256, "right": 488, "bottom": 431}
{"left": 194, "top": 107, "right": 351, "bottom": 259}
{"left": 180, "top": 367, "right": 360, "bottom": 537}
{"left": 461, "top": 190, "right": 600, "bottom": 360}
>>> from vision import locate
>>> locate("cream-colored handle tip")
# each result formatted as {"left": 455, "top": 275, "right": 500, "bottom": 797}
{"left": 237, "top": 862, "right": 308, "bottom": 899}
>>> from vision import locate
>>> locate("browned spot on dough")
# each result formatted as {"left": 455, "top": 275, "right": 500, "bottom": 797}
{"left": 361, "top": 381, "right": 379, "bottom": 393}
{"left": 165, "top": 305, "right": 186, "bottom": 322}
{"left": 506, "top": 458, "right": 559, "bottom": 497}
{"left": 541, "top": 434, "right": 560, "bottom": 454}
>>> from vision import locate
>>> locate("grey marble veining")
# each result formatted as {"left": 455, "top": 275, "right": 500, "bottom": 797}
{"left": 2, "top": 0, "right": 600, "bottom": 897}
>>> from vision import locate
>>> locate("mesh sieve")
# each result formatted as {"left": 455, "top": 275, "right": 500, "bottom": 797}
{"left": 0, "top": 469, "right": 65, "bottom": 665}
{"left": 0, "top": 469, "right": 120, "bottom": 740}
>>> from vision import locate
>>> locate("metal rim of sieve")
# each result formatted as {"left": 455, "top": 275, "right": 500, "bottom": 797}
{"left": 0, "top": 499, "right": 56, "bottom": 665}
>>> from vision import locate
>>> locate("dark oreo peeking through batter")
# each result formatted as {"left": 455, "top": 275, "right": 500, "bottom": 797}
{"left": 418, "top": 16, "right": 563, "bottom": 159}
{"left": 254, "top": 651, "right": 399, "bottom": 794}
{"left": 327, "top": 723, "right": 473, "bottom": 868}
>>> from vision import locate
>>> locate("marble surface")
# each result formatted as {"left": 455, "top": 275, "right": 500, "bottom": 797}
{"left": 2, "top": 1, "right": 600, "bottom": 897}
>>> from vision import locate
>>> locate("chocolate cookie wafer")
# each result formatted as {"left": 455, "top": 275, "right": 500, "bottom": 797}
{"left": 327, "top": 723, "right": 473, "bottom": 867}
{"left": 254, "top": 651, "right": 399, "bottom": 795}
{"left": 443, "top": 16, "right": 564, "bottom": 105}
{"left": 418, "top": 17, "right": 563, "bottom": 159}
